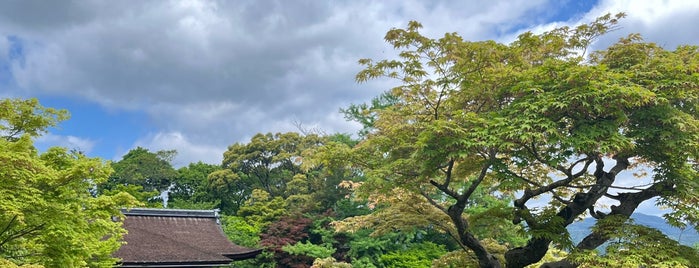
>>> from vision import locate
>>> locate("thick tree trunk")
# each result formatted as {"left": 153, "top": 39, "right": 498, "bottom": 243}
{"left": 504, "top": 238, "right": 550, "bottom": 268}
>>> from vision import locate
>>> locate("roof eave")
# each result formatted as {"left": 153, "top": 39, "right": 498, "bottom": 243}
{"left": 119, "top": 260, "right": 234, "bottom": 267}
{"left": 224, "top": 248, "right": 264, "bottom": 260}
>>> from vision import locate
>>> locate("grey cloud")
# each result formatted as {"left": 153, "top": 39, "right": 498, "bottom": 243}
{"left": 7, "top": 0, "right": 696, "bottom": 165}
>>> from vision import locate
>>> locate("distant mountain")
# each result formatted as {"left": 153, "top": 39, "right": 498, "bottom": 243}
{"left": 567, "top": 213, "right": 699, "bottom": 248}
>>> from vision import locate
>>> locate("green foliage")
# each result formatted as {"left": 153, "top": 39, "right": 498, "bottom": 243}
{"left": 341, "top": 12, "right": 699, "bottom": 267}
{"left": 237, "top": 189, "right": 287, "bottom": 228}
{"left": 228, "top": 250, "right": 276, "bottom": 268}
{"left": 100, "top": 147, "right": 177, "bottom": 205}
{"left": 169, "top": 162, "right": 221, "bottom": 209}
{"left": 341, "top": 92, "right": 399, "bottom": 137}
{"left": 311, "top": 257, "right": 352, "bottom": 268}
{"left": 221, "top": 216, "right": 261, "bottom": 248}
{"left": 569, "top": 221, "right": 699, "bottom": 267}
{"left": 207, "top": 169, "right": 247, "bottom": 214}
{"left": 0, "top": 98, "right": 69, "bottom": 141}
{"left": 0, "top": 258, "right": 43, "bottom": 268}
{"left": 338, "top": 229, "right": 446, "bottom": 267}
{"left": 218, "top": 132, "right": 354, "bottom": 216}
{"left": 464, "top": 189, "right": 528, "bottom": 247}
{"left": 346, "top": 230, "right": 390, "bottom": 265}
{"left": 100, "top": 184, "right": 160, "bottom": 208}
{"left": 524, "top": 247, "right": 568, "bottom": 268}
{"left": 222, "top": 132, "right": 322, "bottom": 198}
{"left": 431, "top": 239, "right": 508, "bottom": 268}
{"left": 378, "top": 242, "right": 446, "bottom": 268}
{"left": 283, "top": 241, "right": 336, "bottom": 259}
{"left": 431, "top": 250, "right": 472, "bottom": 268}
{"left": 0, "top": 98, "right": 139, "bottom": 267}
{"left": 332, "top": 198, "right": 371, "bottom": 219}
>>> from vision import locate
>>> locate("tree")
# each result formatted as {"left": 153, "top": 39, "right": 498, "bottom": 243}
{"left": 260, "top": 215, "right": 315, "bottom": 267}
{"left": 341, "top": 13, "right": 699, "bottom": 268}
{"left": 568, "top": 217, "right": 699, "bottom": 267}
{"left": 219, "top": 132, "right": 368, "bottom": 267}
{"left": 168, "top": 162, "right": 220, "bottom": 209}
{"left": 100, "top": 147, "right": 177, "bottom": 205}
{"left": 341, "top": 92, "right": 399, "bottom": 138}
{"left": 216, "top": 132, "right": 354, "bottom": 214}
{"left": 378, "top": 242, "right": 446, "bottom": 268}
{"left": 0, "top": 98, "right": 139, "bottom": 267}
{"left": 0, "top": 98, "right": 69, "bottom": 141}
{"left": 221, "top": 132, "right": 322, "bottom": 198}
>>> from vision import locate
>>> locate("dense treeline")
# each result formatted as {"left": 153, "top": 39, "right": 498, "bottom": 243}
{"left": 2, "top": 13, "right": 699, "bottom": 267}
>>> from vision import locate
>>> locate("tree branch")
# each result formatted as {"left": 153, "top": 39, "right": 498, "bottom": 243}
{"left": 575, "top": 181, "right": 672, "bottom": 250}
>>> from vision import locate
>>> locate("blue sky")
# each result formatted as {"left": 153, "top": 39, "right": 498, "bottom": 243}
{"left": 1, "top": 1, "right": 698, "bottom": 215}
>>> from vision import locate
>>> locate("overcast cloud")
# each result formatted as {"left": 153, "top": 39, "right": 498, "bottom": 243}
{"left": 1, "top": 0, "right": 698, "bottom": 166}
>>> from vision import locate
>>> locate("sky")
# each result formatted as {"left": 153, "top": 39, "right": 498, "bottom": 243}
{"left": 1, "top": 0, "right": 698, "bottom": 173}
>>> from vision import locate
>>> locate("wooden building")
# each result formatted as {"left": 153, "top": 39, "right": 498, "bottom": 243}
{"left": 114, "top": 208, "right": 261, "bottom": 267}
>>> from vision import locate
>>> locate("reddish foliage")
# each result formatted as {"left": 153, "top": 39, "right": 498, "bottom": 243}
{"left": 260, "top": 215, "right": 314, "bottom": 268}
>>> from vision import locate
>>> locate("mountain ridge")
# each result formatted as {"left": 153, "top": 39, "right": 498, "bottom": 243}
{"left": 567, "top": 213, "right": 699, "bottom": 247}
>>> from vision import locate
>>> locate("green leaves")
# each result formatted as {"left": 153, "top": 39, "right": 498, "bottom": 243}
{"left": 105, "top": 147, "right": 177, "bottom": 194}
{"left": 0, "top": 98, "right": 69, "bottom": 141}
{"left": 282, "top": 241, "right": 335, "bottom": 259}
{"left": 345, "top": 13, "right": 699, "bottom": 267}
{"left": 0, "top": 119, "right": 138, "bottom": 267}
{"left": 379, "top": 242, "right": 446, "bottom": 268}
{"left": 570, "top": 220, "right": 699, "bottom": 267}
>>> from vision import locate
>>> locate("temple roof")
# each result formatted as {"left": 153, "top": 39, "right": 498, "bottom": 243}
{"left": 115, "top": 208, "right": 261, "bottom": 267}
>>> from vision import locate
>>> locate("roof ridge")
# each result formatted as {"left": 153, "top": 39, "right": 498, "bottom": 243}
{"left": 121, "top": 208, "right": 220, "bottom": 218}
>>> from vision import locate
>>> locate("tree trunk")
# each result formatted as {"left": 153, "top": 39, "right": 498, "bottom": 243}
{"left": 448, "top": 203, "right": 503, "bottom": 268}
{"left": 504, "top": 238, "right": 550, "bottom": 268}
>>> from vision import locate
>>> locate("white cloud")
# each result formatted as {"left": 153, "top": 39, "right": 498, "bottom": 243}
{"left": 132, "top": 131, "right": 225, "bottom": 168}
{"left": 35, "top": 133, "right": 96, "bottom": 154}
{"left": 2, "top": 0, "right": 698, "bottom": 175}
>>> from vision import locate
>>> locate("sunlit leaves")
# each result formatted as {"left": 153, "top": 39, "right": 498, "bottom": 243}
{"left": 343, "top": 12, "right": 699, "bottom": 267}
{"left": 0, "top": 98, "right": 69, "bottom": 141}
{"left": 100, "top": 147, "right": 177, "bottom": 205}
{"left": 570, "top": 221, "right": 699, "bottom": 267}
{"left": 0, "top": 111, "right": 139, "bottom": 267}
{"left": 332, "top": 188, "right": 455, "bottom": 237}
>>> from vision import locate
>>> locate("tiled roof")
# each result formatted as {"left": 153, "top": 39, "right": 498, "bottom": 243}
{"left": 115, "top": 208, "right": 261, "bottom": 267}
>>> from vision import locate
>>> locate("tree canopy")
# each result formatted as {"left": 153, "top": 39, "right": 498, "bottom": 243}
{"left": 338, "top": 13, "right": 699, "bottom": 267}
{"left": 0, "top": 98, "right": 138, "bottom": 267}
{"left": 99, "top": 147, "right": 177, "bottom": 206}
{"left": 0, "top": 98, "right": 68, "bottom": 141}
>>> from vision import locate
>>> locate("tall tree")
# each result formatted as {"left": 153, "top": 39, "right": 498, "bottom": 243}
{"left": 213, "top": 132, "right": 326, "bottom": 214}
{"left": 341, "top": 14, "right": 699, "bottom": 267}
{"left": 221, "top": 132, "right": 322, "bottom": 198}
{"left": 168, "top": 162, "right": 220, "bottom": 209}
{"left": 0, "top": 98, "right": 138, "bottom": 267}
{"left": 100, "top": 147, "right": 177, "bottom": 205}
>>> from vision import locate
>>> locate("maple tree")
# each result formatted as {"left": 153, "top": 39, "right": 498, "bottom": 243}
{"left": 0, "top": 98, "right": 138, "bottom": 267}
{"left": 338, "top": 13, "right": 699, "bottom": 267}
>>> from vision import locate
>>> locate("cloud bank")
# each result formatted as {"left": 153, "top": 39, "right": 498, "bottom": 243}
{"left": 1, "top": 0, "right": 697, "bottom": 166}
